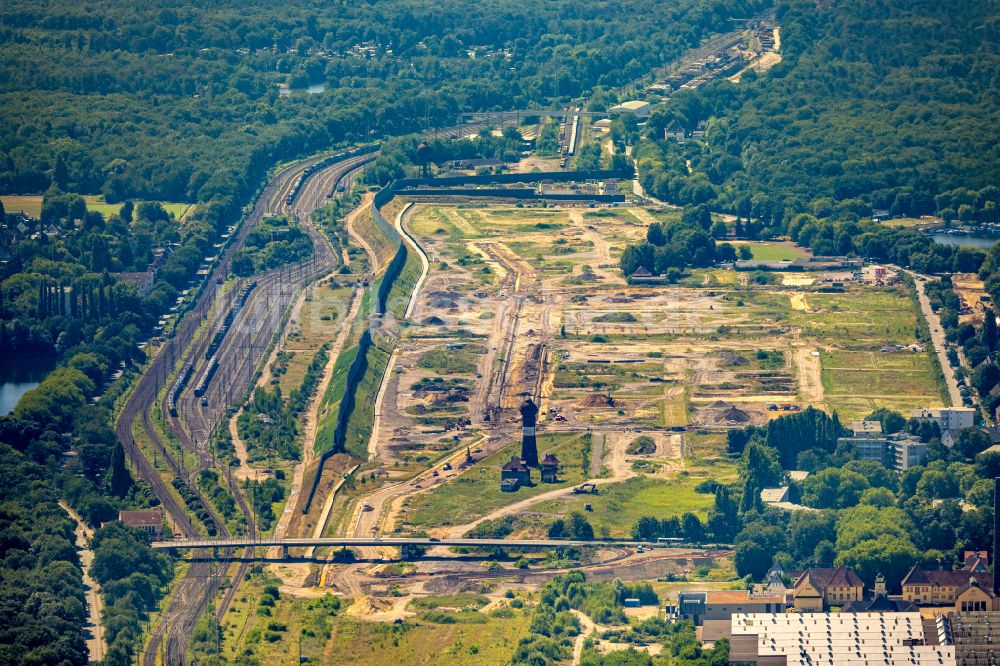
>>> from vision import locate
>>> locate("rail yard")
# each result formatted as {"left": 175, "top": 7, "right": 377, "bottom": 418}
{"left": 100, "top": 13, "right": 813, "bottom": 662}
{"left": 91, "top": 8, "right": 952, "bottom": 664}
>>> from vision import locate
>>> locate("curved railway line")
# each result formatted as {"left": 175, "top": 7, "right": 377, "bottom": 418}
{"left": 119, "top": 120, "right": 498, "bottom": 665}
{"left": 119, "top": 153, "right": 367, "bottom": 665}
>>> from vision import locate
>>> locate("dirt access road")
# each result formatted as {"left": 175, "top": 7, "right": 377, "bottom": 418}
{"left": 60, "top": 502, "right": 104, "bottom": 663}
{"left": 910, "top": 272, "right": 962, "bottom": 406}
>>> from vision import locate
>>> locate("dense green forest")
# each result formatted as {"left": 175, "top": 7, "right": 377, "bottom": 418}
{"left": 635, "top": 0, "right": 1000, "bottom": 222}
{"left": 0, "top": 0, "right": 767, "bottom": 201}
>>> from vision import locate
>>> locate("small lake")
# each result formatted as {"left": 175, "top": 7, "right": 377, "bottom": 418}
{"left": 0, "top": 358, "right": 57, "bottom": 415}
{"left": 930, "top": 232, "right": 1000, "bottom": 249}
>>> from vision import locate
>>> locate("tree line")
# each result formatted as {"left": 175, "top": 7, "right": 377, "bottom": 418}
{"left": 626, "top": 406, "right": 996, "bottom": 590}
{"left": 632, "top": 0, "right": 999, "bottom": 225}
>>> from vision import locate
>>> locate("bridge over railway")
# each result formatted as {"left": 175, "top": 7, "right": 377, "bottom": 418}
{"left": 152, "top": 537, "right": 714, "bottom": 559}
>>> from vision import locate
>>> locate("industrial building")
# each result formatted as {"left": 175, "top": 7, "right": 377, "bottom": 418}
{"left": 728, "top": 612, "right": 954, "bottom": 665}
{"left": 608, "top": 100, "right": 651, "bottom": 117}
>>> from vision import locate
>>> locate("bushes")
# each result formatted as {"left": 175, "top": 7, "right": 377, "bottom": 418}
{"left": 245, "top": 477, "right": 285, "bottom": 532}
{"left": 172, "top": 477, "right": 218, "bottom": 535}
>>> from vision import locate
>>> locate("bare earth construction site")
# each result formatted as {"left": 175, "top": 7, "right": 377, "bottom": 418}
{"left": 216, "top": 194, "right": 950, "bottom": 662}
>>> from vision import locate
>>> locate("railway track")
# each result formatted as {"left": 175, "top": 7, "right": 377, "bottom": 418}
{"left": 147, "top": 155, "right": 369, "bottom": 664}
{"left": 119, "top": 118, "right": 501, "bottom": 664}
{"left": 118, "top": 154, "right": 339, "bottom": 666}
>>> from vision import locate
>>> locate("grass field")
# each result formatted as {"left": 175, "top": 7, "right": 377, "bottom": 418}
{"left": 418, "top": 345, "right": 483, "bottom": 375}
{"left": 728, "top": 240, "right": 807, "bottom": 261}
{"left": 407, "top": 593, "right": 490, "bottom": 611}
{"left": 276, "top": 282, "right": 353, "bottom": 394}
{"left": 532, "top": 461, "right": 737, "bottom": 538}
{"left": 325, "top": 610, "right": 531, "bottom": 665}
{"left": 221, "top": 573, "right": 349, "bottom": 664}
{"left": 404, "top": 432, "right": 588, "bottom": 530}
{"left": 1, "top": 194, "right": 192, "bottom": 220}
{"left": 787, "top": 289, "right": 919, "bottom": 346}
{"left": 880, "top": 217, "right": 934, "bottom": 228}
{"left": 821, "top": 349, "right": 944, "bottom": 420}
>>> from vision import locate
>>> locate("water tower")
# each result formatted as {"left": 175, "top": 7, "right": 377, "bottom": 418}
{"left": 520, "top": 397, "right": 539, "bottom": 467}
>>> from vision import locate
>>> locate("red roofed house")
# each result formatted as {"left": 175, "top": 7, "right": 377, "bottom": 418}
{"left": 901, "top": 566, "right": 994, "bottom": 606}
{"left": 961, "top": 550, "right": 990, "bottom": 573}
{"left": 955, "top": 577, "right": 1000, "bottom": 612}
{"left": 791, "top": 567, "right": 864, "bottom": 611}
{"left": 118, "top": 509, "right": 163, "bottom": 540}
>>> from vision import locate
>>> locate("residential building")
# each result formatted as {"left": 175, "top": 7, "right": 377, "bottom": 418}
{"left": 901, "top": 566, "right": 994, "bottom": 606}
{"left": 960, "top": 550, "right": 989, "bottom": 573}
{"left": 893, "top": 438, "right": 929, "bottom": 470}
{"left": 836, "top": 427, "right": 927, "bottom": 471}
{"left": 500, "top": 456, "right": 530, "bottom": 491}
{"left": 540, "top": 454, "right": 559, "bottom": 483}
{"left": 759, "top": 487, "right": 789, "bottom": 504}
{"left": 911, "top": 407, "right": 975, "bottom": 433}
{"left": 664, "top": 120, "right": 685, "bottom": 142}
{"left": 954, "top": 578, "right": 999, "bottom": 612}
{"left": 842, "top": 595, "right": 918, "bottom": 613}
{"left": 729, "top": 612, "right": 954, "bottom": 665}
{"left": 678, "top": 590, "right": 786, "bottom": 625}
{"left": 118, "top": 509, "right": 163, "bottom": 539}
{"left": 838, "top": 431, "right": 892, "bottom": 464}
{"left": 851, "top": 420, "right": 883, "bottom": 435}
{"left": 791, "top": 567, "right": 864, "bottom": 611}
{"left": 115, "top": 271, "right": 155, "bottom": 297}
{"left": 759, "top": 487, "right": 815, "bottom": 512}
{"left": 842, "top": 575, "right": 918, "bottom": 613}
{"left": 763, "top": 567, "right": 790, "bottom": 597}
{"left": 592, "top": 118, "right": 613, "bottom": 133}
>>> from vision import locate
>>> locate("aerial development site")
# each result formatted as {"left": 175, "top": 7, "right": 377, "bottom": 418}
{"left": 1, "top": 1, "right": 999, "bottom": 665}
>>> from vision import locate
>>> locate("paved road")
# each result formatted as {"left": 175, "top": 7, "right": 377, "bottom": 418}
{"left": 909, "top": 272, "right": 962, "bottom": 406}
{"left": 61, "top": 502, "right": 103, "bottom": 663}
{"left": 154, "top": 536, "right": 696, "bottom": 550}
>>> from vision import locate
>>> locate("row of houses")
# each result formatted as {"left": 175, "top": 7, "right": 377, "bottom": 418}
{"left": 674, "top": 554, "right": 997, "bottom": 643}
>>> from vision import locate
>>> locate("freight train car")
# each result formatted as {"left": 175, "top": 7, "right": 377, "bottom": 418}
{"left": 167, "top": 362, "right": 194, "bottom": 417}
{"left": 193, "top": 356, "right": 219, "bottom": 398}
{"left": 204, "top": 281, "right": 257, "bottom": 359}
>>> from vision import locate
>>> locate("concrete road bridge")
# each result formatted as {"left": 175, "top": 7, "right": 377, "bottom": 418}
{"left": 152, "top": 537, "right": 711, "bottom": 558}
{"left": 459, "top": 109, "right": 619, "bottom": 122}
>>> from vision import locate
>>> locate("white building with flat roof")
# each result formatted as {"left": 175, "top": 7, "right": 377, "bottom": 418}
{"left": 729, "top": 612, "right": 954, "bottom": 665}
{"left": 609, "top": 100, "right": 651, "bottom": 117}
{"left": 911, "top": 407, "right": 975, "bottom": 433}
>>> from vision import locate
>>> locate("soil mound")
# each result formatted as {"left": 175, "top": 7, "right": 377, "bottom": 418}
{"left": 719, "top": 351, "right": 749, "bottom": 366}
{"left": 580, "top": 393, "right": 615, "bottom": 407}
{"left": 716, "top": 406, "right": 750, "bottom": 423}
{"left": 627, "top": 436, "right": 657, "bottom": 455}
